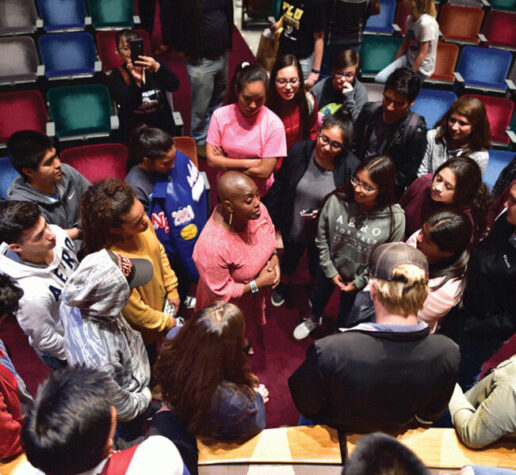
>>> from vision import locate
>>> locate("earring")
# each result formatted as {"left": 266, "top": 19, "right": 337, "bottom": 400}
{"left": 228, "top": 210, "right": 233, "bottom": 227}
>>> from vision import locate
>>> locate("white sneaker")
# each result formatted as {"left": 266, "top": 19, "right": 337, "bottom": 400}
{"left": 184, "top": 296, "right": 196, "bottom": 309}
{"left": 293, "top": 317, "right": 321, "bottom": 340}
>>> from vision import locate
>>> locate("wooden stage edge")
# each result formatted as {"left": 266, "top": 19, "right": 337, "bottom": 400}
{"left": 198, "top": 425, "right": 516, "bottom": 469}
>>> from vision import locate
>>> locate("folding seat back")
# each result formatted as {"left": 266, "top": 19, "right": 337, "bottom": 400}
{"left": 481, "top": 10, "right": 516, "bottom": 50}
{"left": 87, "top": 0, "right": 135, "bottom": 29}
{"left": 359, "top": 35, "right": 403, "bottom": 77}
{"left": 411, "top": 89, "right": 457, "bottom": 129}
{"left": 484, "top": 150, "right": 515, "bottom": 190}
{"left": 0, "top": 157, "right": 20, "bottom": 199}
{"left": 456, "top": 46, "right": 512, "bottom": 92}
{"left": 60, "top": 143, "right": 128, "bottom": 182}
{"left": 365, "top": 0, "right": 398, "bottom": 34}
{"left": 0, "top": 90, "right": 48, "bottom": 144}
{"left": 0, "top": 37, "right": 39, "bottom": 85}
{"left": 47, "top": 84, "right": 114, "bottom": 139}
{"left": 489, "top": 0, "right": 516, "bottom": 11}
{"left": 174, "top": 137, "right": 199, "bottom": 168}
{"left": 428, "top": 42, "right": 459, "bottom": 84}
{"left": 0, "top": 0, "right": 39, "bottom": 36}
{"left": 463, "top": 94, "right": 514, "bottom": 146}
{"left": 96, "top": 29, "right": 151, "bottom": 72}
{"left": 37, "top": 0, "right": 88, "bottom": 32}
{"left": 38, "top": 32, "right": 97, "bottom": 79}
{"left": 439, "top": 4, "right": 484, "bottom": 44}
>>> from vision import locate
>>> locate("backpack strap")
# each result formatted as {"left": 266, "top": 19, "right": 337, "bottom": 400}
{"left": 118, "top": 66, "right": 132, "bottom": 87}
{"left": 402, "top": 111, "right": 422, "bottom": 147}
{"left": 100, "top": 444, "right": 139, "bottom": 475}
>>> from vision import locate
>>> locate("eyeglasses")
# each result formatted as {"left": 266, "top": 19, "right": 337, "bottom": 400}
{"left": 351, "top": 176, "right": 378, "bottom": 193}
{"left": 318, "top": 133, "right": 343, "bottom": 151}
{"left": 333, "top": 71, "right": 355, "bottom": 79}
{"left": 275, "top": 78, "right": 300, "bottom": 87}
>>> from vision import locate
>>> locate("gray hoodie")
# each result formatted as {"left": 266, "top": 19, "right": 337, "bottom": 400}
{"left": 60, "top": 249, "right": 151, "bottom": 422}
{"left": 7, "top": 163, "right": 90, "bottom": 231}
{"left": 316, "top": 195, "right": 405, "bottom": 289}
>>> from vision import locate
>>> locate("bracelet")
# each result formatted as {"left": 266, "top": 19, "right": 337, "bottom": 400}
{"left": 272, "top": 251, "right": 278, "bottom": 256}
{"left": 249, "top": 280, "right": 259, "bottom": 294}
{"left": 311, "top": 68, "right": 320, "bottom": 74}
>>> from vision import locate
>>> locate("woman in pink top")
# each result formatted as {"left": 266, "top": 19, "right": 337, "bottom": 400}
{"left": 206, "top": 64, "right": 287, "bottom": 196}
{"left": 407, "top": 209, "right": 472, "bottom": 332}
{"left": 193, "top": 172, "right": 279, "bottom": 353}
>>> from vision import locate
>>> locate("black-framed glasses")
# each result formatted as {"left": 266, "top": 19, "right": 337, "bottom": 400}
{"left": 351, "top": 176, "right": 378, "bottom": 193}
{"left": 333, "top": 71, "right": 355, "bottom": 79}
{"left": 318, "top": 132, "right": 343, "bottom": 151}
{"left": 275, "top": 78, "right": 300, "bottom": 87}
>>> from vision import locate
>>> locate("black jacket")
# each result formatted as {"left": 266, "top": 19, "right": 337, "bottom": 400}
{"left": 107, "top": 61, "right": 179, "bottom": 143}
{"left": 288, "top": 326, "right": 460, "bottom": 434}
{"left": 353, "top": 101, "right": 427, "bottom": 198}
{"left": 262, "top": 140, "right": 360, "bottom": 242}
{"left": 461, "top": 213, "right": 516, "bottom": 339}
{"left": 165, "top": 0, "right": 233, "bottom": 62}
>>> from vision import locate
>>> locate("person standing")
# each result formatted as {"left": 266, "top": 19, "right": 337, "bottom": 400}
{"left": 274, "top": 0, "right": 326, "bottom": 89}
{"left": 166, "top": 0, "right": 233, "bottom": 150}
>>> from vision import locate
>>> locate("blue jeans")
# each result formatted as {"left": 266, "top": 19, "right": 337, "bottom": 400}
{"left": 374, "top": 55, "right": 427, "bottom": 84}
{"left": 185, "top": 51, "right": 228, "bottom": 145}
{"left": 298, "top": 53, "right": 314, "bottom": 80}
{"left": 35, "top": 350, "right": 67, "bottom": 370}
{"left": 310, "top": 267, "right": 358, "bottom": 329}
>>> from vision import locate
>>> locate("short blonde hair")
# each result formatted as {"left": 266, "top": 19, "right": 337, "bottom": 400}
{"left": 371, "top": 264, "right": 428, "bottom": 316}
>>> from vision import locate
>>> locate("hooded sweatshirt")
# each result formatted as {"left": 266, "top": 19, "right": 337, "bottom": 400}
{"left": 60, "top": 249, "right": 151, "bottom": 422}
{"left": 0, "top": 225, "right": 78, "bottom": 360}
{"left": 316, "top": 194, "right": 405, "bottom": 289}
{"left": 7, "top": 164, "right": 90, "bottom": 231}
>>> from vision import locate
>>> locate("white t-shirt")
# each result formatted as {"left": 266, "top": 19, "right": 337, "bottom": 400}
{"left": 406, "top": 13, "right": 439, "bottom": 77}
{"left": 13, "top": 436, "right": 187, "bottom": 475}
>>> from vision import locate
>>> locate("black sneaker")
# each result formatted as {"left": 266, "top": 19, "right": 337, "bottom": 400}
{"left": 271, "top": 282, "right": 287, "bottom": 307}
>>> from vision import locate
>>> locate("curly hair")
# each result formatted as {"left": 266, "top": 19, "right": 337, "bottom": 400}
{"left": 434, "top": 157, "right": 492, "bottom": 243}
{"left": 0, "top": 273, "right": 24, "bottom": 319}
{"left": 434, "top": 96, "right": 491, "bottom": 153}
{"left": 267, "top": 54, "right": 315, "bottom": 140}
{"left": 154, "top": 302, "right": 258, "bottom": 436}
{"left": 80, "top": 179, "right": 135, "bottom": 254}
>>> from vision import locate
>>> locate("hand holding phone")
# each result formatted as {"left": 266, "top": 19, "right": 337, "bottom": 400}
{"left": 130, "top": 38, "right": 144, "bottom": 65}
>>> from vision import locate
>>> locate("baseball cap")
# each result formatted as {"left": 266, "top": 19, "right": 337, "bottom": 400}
{"left": 107, "top": 250, "right": 153, "bottom": 288}
{"left": 369, "top": 242, "right": 428, "bottom": 282}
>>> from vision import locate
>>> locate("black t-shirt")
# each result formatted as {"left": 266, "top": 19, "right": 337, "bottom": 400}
{"left": 279, "top": 0, "right": 326, "bottom": 59}
{"left": 201, "top": 0, "right": 231, "bottom": 56}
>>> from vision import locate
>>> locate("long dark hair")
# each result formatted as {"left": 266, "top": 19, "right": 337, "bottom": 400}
{"left": 424, "top": 210, "right": 472, "bottom": 292}
{"left": 227, "top": 62, "right": 268, "bottom": 105}
{"left": 331, "top": 155, "right": 398, "bottom": 236}
{"left": 154, "top": 302, "right": 258, "bottom": 436}
{"left": 267, "top": 54, "right": 315, "bottom": 139}
{"left": 434, "top": 157, "right": 492, "bottom": 243}
{"left": 434, "top": 96, "right": 491, "bottom": 152}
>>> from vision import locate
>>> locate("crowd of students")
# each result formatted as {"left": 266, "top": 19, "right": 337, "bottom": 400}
{"left": 0, "top": 12, "right": 515, "bottom": 474}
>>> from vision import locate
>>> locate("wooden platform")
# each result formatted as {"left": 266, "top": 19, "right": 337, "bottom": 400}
{"left": 198, "top": 425, "right": 516, "bottom": 470}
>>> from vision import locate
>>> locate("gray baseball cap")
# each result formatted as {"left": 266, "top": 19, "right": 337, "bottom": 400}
{"left": 369, "top": 242, "right": 428, "bottom": 282}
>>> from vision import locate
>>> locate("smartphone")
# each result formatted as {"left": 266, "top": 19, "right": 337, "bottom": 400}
{"left": 130, "top": 38, "right": 144, "bottom": 64}
{"left": 300, "top": 208, "right": 317, "bottom": 217}
{"left": 163, "top": 300, "right": 175, "bottom": 317}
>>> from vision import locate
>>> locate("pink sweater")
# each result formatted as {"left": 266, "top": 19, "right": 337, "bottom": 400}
{"left": 406, "top": 231, "right": 463, "bottom": 332}
{"left": 193, "top": 203, "right": 276, "bottom": 326}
